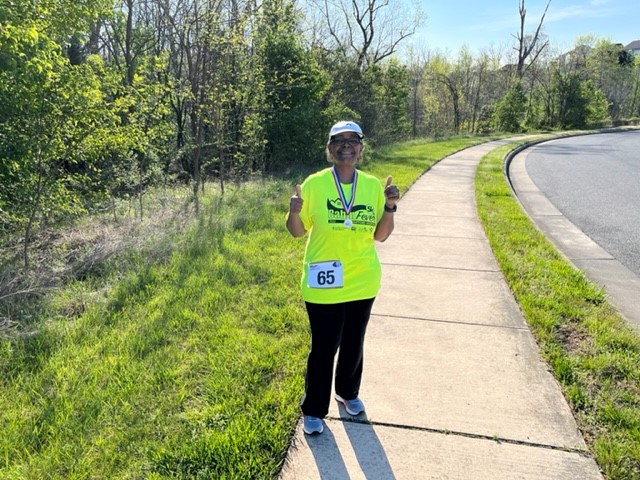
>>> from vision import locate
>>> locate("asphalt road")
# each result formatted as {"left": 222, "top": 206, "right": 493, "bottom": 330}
{"left": 524, "top": 130, "right": 640, "bottom": 277}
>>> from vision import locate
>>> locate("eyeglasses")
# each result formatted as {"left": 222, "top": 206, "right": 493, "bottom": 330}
{"left": 331, "top": 138, "right": 362, "bottom": 147}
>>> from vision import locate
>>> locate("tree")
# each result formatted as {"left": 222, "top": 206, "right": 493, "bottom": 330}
{"left": 365, "top": 59, "right": 411, "bottom": 143}
{"left": 553, "top": 72, "right": 610, "bottom": 129}
{"left": 88, "top": 0, "right": 173, "bottom": 219}
{"left": 299, "top": 0, "right": 422, "bottom": 140}
{"left": 493, "top": 81, "right": 527, "bottom": 132}
{"left": 514, "top": 0, "right": 550, "bottom": 79}
{"left": 256, "top": 0, "right": 329, "bottom": 168}
{"left": 421, "top": 53, "right": 468, "bottom": 135}
{"left": 405, "top": 48, "right": 427, "bottom": 138}
{"left": 0, "top": 0, "right": 115, "bottom": 264}
{"left": 586, "top": 40, "right": 637, "bottom": 121}
{"left": 308, "top": 0, "right": 423, "bottom": 71}
{"left": 629, "top": 55, "right": 640, "bottom": 119}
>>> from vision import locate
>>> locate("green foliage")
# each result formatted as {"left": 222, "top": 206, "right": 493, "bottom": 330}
{"left": 586, "top": 40, "right": 638, "bottom": 120}
{"left": 0, "top": 23, "right": 104, "bottom": 237}
{"left": 367, "top": 60, "right": 412, "bottom": 144}
{"left": 583, "top": 81, "right": 611, "bottom": 128}
{"left": 0, "top": 0, "right": 177, "bottom": 238}
{"left": 492, "top": 81, "right": 527, "bottom": 132}
{"left": 2, "top": 0, "right": 640, "bottom": 469}
{"left": 319, "top": 57, "right": 413, "bottom": 144}
{"left": 256, "top": 0, "right": 330, "bottom": 169}
{"left": 2, "top": 0, "right": 638, "bottom": 244}
{"left": 553, "top": 72, "right": 611, "bottom": 129}
{"left": 477, "top": 105, "right": 495, "bottom": 134}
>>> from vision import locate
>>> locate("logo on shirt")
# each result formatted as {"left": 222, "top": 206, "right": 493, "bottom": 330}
{"left": 326, "top": 198, "right": 376, "bottom": 229}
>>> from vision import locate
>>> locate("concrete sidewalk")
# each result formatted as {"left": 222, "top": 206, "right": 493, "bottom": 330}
{"left": 278, "top": 139, "right": 603, "bottom": 479}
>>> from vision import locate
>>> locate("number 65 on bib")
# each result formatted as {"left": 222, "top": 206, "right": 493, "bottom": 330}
{"left": 308, "top": 260, "right": 344, "bottom": 289}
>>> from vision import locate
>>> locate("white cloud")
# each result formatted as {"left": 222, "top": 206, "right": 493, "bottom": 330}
{"left": 543, "top": 0, "right": 625, "bottom": 23}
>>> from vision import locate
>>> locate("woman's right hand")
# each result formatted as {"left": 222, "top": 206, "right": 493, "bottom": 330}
{"left": 290, "top": 184, "right": 303, "bottom": 214}
{"left": 287, "top": 184, "right": 306, "bottom": 237}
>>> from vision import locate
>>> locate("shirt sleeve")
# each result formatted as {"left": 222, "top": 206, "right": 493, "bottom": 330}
{"left": 299, "top": 178, "right": 313, "bottom": 232}
{"left": 377, "top": 179, "right": 386, "bottom": 223}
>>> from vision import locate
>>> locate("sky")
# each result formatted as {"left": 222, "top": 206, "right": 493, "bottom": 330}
{"left": 407, "top": 0, "right": 640, "bottom": 58}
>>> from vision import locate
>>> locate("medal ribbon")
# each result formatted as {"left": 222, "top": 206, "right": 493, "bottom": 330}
{"left": 331, "top": 167, "right": 358, "bottom": 216}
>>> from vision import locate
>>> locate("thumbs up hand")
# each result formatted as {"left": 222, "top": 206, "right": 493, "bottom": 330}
{"left": 384, "top": 175, "right": 399, "bottom": 208}
{"left": 290, "top": 184, "right": 303, "bottom": 214}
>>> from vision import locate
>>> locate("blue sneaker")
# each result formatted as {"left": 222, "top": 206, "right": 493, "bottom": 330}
{"left": 303, "top": 416, "right": 324, "bottom": 435}
{"left": 335, "top": 394, "right": 365, "bottom": 416}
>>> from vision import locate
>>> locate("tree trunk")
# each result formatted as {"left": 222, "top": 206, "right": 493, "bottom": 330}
{"left": 23, "top": 148, "right": 46, "bottom": 268}
{"left": 515, "top": 0, "right": 550, "bottom": 79}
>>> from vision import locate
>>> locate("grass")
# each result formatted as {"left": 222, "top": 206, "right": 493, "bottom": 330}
{"left": 364, "top": 135, "right": 502, "bottom": 192}
{"left": 0, "top": 184, "right": 197, "bottom": 338}
{"left": 0, "top": 136, "right": 493, "bottom": 479}
{"left": 476, "top": 140, "right": 640, "bottom": 479}
{"left": 1, "top": 182, "right": 310, "bottom": 478}
{"left": 2, "top": 132, "right": 638, "bottom": 478}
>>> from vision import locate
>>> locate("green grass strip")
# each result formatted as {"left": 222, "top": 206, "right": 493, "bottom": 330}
{"left": 475, "top": 141, "right": 640, "bottom": 480}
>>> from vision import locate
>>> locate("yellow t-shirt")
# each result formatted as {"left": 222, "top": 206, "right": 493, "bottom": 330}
{"left": 293, "top": 167, "right": 386, "bottom": 304}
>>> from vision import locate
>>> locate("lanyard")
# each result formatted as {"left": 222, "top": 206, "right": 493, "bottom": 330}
{"left": 331, "top": 167, "right": 358, "bottom": 216}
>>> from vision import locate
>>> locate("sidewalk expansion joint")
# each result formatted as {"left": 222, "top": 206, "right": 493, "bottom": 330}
{"left": 326, "top": 416, "right": 594, "bottom": 458}
{"left": 371, "top": 313, "right": 530, "bottom": 331}
{"left": 398, "top": 214, "right": 476, "bottom": 219}
{"left": 571, "top": 257, "right": 616, "bottom": 261}
{"left": 380, "top": 263, "right": 501, "bottom": 274}
{"left": 390, "top": 233, "right": 485, "bottom": 240}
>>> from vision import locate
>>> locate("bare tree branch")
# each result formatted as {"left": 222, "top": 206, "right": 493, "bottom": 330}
{"left": 308, "top": 0, "right": 422, "bottom": 70}
{"left": 513, "top": 0, "right": 550, "bottom": 79}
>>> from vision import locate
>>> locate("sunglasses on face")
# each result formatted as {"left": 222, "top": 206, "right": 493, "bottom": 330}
{"left": 331, "top": 138, "right": 362, "bottom": 147}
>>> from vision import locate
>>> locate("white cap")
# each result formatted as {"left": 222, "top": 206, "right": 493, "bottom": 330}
{"left": 329, "top": 121, "right": 364, "bottom": 139}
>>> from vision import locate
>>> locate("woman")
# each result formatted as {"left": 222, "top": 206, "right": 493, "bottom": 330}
{"left": 286, "top": 120, "right": 399, "bottom": 435}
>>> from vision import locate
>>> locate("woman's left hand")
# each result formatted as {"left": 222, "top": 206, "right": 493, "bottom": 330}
{"left": 384, "top": 176, "right": 399, "bottom": 208}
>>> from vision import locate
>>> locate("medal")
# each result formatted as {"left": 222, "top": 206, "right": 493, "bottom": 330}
{"left": 331, "top": 167, "right": 358, "bottom": 229}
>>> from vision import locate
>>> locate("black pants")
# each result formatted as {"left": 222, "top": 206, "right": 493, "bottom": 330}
{"left": 301, "top": 297, "right": 375, "bottom": 418}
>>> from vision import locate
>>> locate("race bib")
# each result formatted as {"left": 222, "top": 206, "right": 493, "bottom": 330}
{"left": 307, "top": 260, "right": 344, "bottom": 289}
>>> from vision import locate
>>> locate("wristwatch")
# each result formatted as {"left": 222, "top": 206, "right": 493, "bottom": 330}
{"left": 384, "top": 204, "right": 397, "bottom": 213}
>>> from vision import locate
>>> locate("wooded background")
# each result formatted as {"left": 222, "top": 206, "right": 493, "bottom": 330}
{"left": 1, "top": 0, "right": 639, "bottom": 259}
